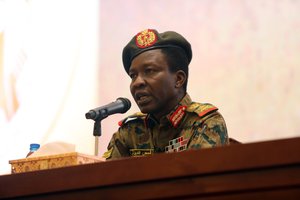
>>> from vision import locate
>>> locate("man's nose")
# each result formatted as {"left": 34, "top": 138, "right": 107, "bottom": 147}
{"left": 132, "top": 74, "right": 146, "bottom": 88}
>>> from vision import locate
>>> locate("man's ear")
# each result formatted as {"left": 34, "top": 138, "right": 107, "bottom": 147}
{"left": 175, "top": 70, "right": 187, "bottom": 88}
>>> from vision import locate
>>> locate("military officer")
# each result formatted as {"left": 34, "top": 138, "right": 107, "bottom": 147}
{"left": 103, "top": 29, "right": 229, "bottom": 159}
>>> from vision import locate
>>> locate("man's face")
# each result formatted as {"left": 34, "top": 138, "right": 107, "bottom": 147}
{"left": 129, "top": 49, "right": 180, "bottom": 119}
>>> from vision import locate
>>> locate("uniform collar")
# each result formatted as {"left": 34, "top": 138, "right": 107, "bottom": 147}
{"left": 177, "top": 93, "right": 192, "bottom": 107}
{"left": 145, "top": 93, "right": 192, "bottom": 128}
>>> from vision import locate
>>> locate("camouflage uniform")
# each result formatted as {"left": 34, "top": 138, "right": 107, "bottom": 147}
{"left": 103, "top": 94, "right": 228, "bottom": 160}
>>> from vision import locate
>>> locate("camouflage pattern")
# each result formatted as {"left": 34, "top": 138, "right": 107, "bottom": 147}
{"left": 103, "top": 94, "right": 228, "bottom": 160}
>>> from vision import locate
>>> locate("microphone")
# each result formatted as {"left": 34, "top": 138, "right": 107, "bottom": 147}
{"left": 85, "top": 97, "right": 131, "bottom": 121}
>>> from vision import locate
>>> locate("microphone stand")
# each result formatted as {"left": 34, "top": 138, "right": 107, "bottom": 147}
{"left": 87, "top": 109, "right": 108, "bottom": 156}
{"left": 93, "top": 120, "right": 102, "bottom": 156}
{"left": 85, "top": 98, "right": 131, "bottom": 156}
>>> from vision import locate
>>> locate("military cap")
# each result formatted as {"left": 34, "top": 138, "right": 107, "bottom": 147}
{"left": 122, "top": 29, "right": 192, "bottom": 74}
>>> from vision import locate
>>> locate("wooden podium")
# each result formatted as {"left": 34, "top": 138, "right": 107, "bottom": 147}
{"left": 0, "top": 137, "right": 300, "bottom": 199}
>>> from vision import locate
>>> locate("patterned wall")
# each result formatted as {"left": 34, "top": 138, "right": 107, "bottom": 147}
{"left": 98, "top": 0, "right": 300, "bottom": 154}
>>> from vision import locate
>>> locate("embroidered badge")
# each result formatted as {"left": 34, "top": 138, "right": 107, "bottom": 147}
{"left": 135, "top": 29, "right": 157, "bottom": 48}
{"left": 130, "top": 149, "right": 154, "bottom": 157}
{"left": 169, "top": 106, "right": 187, "bottom": 128}
{"left": 102, "top": 147, "right": 113, "bottom": 159}
{"left": 165, "top": 136, "right": 188, "bottom": 153}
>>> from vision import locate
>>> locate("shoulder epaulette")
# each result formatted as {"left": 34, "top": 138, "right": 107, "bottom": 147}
{"left": 186, "top": 102, "right": 218, "bottom": 118}
{"left": 118, "top": 112, "right": 146, "bottom": 127}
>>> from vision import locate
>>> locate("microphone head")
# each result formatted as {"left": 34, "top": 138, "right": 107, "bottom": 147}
{"left": 117, "top": 97, "right": 131, "bottom": 113}
{"left": 85, "top": 111, "right": 95, "bottom": 119}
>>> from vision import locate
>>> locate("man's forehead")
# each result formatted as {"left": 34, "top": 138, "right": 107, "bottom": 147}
{"left": 129, "top": 49, "right": 167, "bottom": 71}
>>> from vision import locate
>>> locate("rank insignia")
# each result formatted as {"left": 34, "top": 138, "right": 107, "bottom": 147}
{"left": 169, "top": 106, "right": 187, "bottom": 128}
{"left": 135, "top": 29, "right": 157, "bottom": 48}
{"left": 165, "top": 136, "right": 188, "bottom": 153}
{"left": 198, "top": 104, "right": 218, "bottom": 117}
{"left": 130, "top": 149, "right": 154, "bottom": 157}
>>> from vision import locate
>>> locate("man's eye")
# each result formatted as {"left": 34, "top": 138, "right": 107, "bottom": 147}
{"left": 145, "top": 68, "right": 155, "bottom": 75}
{"left": 129, "top": 73, "right": 137, "bottom": 79}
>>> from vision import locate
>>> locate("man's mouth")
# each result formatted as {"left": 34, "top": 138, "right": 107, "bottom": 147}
{"left": 135, "top": 93, "right": 151, "bottom": 105}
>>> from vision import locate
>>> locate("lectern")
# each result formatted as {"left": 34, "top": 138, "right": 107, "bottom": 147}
{"left": 0, "top": 137, "right": 300, "bottom": 199}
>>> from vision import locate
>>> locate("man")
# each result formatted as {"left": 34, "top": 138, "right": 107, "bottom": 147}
{"left": 103, "top": 29, "right": 228, "bottom": 159}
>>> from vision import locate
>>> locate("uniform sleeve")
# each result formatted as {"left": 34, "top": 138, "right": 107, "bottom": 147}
{"left": 189, "top": 112, "right": 229, "bottom": 149}
{"left": 102, "top": 126, "right": 131, "bottom": 160}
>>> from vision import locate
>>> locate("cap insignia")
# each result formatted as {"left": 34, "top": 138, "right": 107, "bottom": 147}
{"left": 135, "top": 29, "right": 157, "bottom": 48}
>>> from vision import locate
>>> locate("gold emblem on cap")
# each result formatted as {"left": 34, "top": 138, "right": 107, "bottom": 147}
{"left": 135, "top": 29, "right": 157, "bottom": 48}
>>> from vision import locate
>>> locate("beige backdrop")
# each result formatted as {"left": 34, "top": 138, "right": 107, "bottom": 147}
{"left": 0, "top": 0, "right": 99, "bottom": 174}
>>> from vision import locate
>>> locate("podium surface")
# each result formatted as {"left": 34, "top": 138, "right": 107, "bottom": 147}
{"left": 1, "top": 137, "right": 300, "bottom": 199}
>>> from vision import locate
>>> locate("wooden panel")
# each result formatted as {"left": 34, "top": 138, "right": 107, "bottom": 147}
{"left": 0, "top": 137, "right": 300, "bottom": 199}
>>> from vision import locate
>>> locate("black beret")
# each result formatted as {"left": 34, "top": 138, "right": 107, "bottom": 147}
{"left": 122, "top": 29, "right": 192, "bottom": 74}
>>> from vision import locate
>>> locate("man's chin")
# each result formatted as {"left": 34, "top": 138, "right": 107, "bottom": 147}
{"left": 138, "top": 107, "right": 151, "bottom": 114}
{"left": 138, "top": 104, "right": 154, "bottom": 114}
